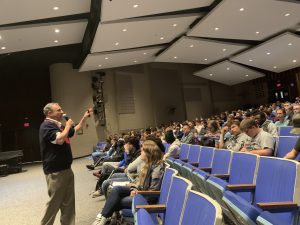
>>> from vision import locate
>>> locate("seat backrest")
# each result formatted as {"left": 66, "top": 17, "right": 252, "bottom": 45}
{"left": 228, "top": 152, "right": 259, "bottom": 202}
{"left": 164, "top": 176, "right": 192, "bottom": 225}
{"left": 254, "top": 157, "right": 300, "bottom": 224}
{"left": 163, "top": 143, "right": 170, "bottom": 153}
{"left": 180, "top": 190, "right": 223, "bottom": 225}
{"left": 211, "top": 149, "right": 232, "bottom": 175}
{"left": 275, "top": 136, "right": 299, "bottom": 158}
{"left": 198, "top": 146, "right": 215, "bottom": 168}
{"left": 159, "top": 168, "right": 178, "bottom": 205}
{"left": 278, "top": 126, "right": 298, "bottom": 136}
{"left": 187, "top": 145, "right": 201, "bottom": 163}
{"left": 179, "top": 143, "right": 190, "bottom": 160}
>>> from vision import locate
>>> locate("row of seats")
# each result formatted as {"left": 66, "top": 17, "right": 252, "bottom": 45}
{"left": 278, "top": 126, "right": 299, "bottom": 137}
{"left": 167, "top": 144, "right": 300, "bottom": 225}
{"left": 132, "top": 167, "right": 223, "bottom": 225}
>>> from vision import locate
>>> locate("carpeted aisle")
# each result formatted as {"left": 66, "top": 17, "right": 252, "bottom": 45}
{"left": 0, "top": 158, "right": 105, "bottom": 225}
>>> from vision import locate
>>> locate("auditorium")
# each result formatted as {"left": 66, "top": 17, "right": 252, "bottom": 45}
{"left": 1, "top": 1, "right": 300, "bottom": 225}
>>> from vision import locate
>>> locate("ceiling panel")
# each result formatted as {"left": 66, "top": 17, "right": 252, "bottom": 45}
{"left": 0, "top": 0, "right": 90, "bottom": 25}
{"left": 0, "top": 20, "right": 87, "bottom": 54}
{"left": 100, "top": 0, "right": 213, "bottom": 22}
{"left": 155, "top": 36, "right": 249, "bottom": 64}
{"left": 91, "top": 14, "right": 201, "bottom": 53}
{"left": 188, "top": 0, "right": 300, "bottom": 41}
{"left": 231, "top": 32, "right": 300, "bottom": 73}
{"left": 80, "top": 46, "right": 165, "bottom": 72}
{"left": 194, "top": 60, "right": 265, "bottom": 86}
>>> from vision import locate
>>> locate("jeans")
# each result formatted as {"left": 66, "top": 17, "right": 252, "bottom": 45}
{"left": 92, "top": 151, "right": 107, "bottom": 163}
{"left": 101, "top": 186, "right": 132, "bottom": 218}
{"left": 101, "top": 173, "right": 129, "bottom": 198}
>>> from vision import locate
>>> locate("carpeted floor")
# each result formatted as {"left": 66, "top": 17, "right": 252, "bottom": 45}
{"left": 0, "top": 158, "right": 105, "bottom": 225}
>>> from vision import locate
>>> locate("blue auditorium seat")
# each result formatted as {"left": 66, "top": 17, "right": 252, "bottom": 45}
{"left": 178, "top": 145, "right": 201, "bottom": 178}
{"left": 278, "top": 126, "right": 299, "bottom": 136}
{"left": 275, "top": 136, "right": 299, "bottom": 158}
{"left": 223, "top": 157, "right": 300, "bottom": 225}
{"left": 135, "top": 190, "right": 223, "bottom": 225}
{"left": 135, "top": 176, "right": 192, "bottom": 225}
{"left": 168, "top": 143, "right": 190, "bottom": 171}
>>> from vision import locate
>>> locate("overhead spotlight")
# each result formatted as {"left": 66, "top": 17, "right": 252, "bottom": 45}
{"left": 226, "top": 67, "right": 230, "bottom": 70}
{"left": 0, "top": 35, "right": 2, "bottom": 40}
{"left": 266, "top": 52, "right": 271, "bottom": 55}
{"left": 122, "top": 28, "right": 127, "bottom": 32}
{"left": 249, "top": 59, "right": 253, "bottom": 62}
{"left": 255, "top": 31, "right": 260, "bottom": 34}
{"left": 209, "top": 74, "right": 213, "bottom": 76}
{"left": 284, "top": 13, "right": 290, "bottom": 17}
{"left": 105, "top": 57, "right": 109, "bottom": 60}
{"left": 53, "top": 6, "right": 59, "bottom": 10}
{"left": 54, "top": 29, "right": 60, "bottom": 33}
{"left": 133, "top": 4, "right": 139, "bottom": 8}
{"left": 115, "top": 42, "right": 119, "bottom": 46}
{"left": 173, "top": 56, "right": 178, "bottom": 59}
{"left": 214, "top": 27, "right": 219, "bottom": 31}
{"left": 1, "top": 46, "right": 6, "bottom": 50}
{"left": 189, "top": 44, "right": 194, "bottom": 48}
{"left": 204, "top": 58, "right": 208, "bottom": 61}
{"left": 172, "top": 23, "right": 177, "bottom": 27}
{"left": 54, "top": 40, "right": 58, "bottom": 43}
{"left": 133, "top": 60, "right": 138, "bottom": 63}
{"left": 222, "top": 48, "right": 227, "bottom": 52}
{"left": 273, "top": 66, "right": 277, "bottom": 69}
{"left": 293, "top": 60, "right": 297, "bottom": 63}
{"left": 239, "top": 8, "right": 245, "bottom": 11}
{"left": 160, "top": 37, "right": 164, "bottom": 40}
{"left": 245, "top": 74, "right": 249, "bottom": 77}
{"left": 143, "top": 52, "right": 147, "bottom": 55}
{"left": 288, "top": 43, "right": 292, "bottom": 46}
{"left": 98, "top": 64, "right": 102, "bottom": 67}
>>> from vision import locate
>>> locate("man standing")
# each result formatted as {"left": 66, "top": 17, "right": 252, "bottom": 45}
{"left": 40, "top": 103, "right": 91, "bottom": 225}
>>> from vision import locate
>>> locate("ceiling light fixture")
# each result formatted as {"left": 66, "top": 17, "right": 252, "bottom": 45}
{"left": 174, "top": 56, "right": 178, "bottom": 59}
{"left": 255, "top": 31, "right": 260, "bottom": 34}
{"left": 54, "top": 29, "right": 60, "bottom": 33}
{"left": 115, "top": 42, "right": 119, "bottom": 46}
{"left": 1, "top": 46, "right": 6, "bottom": 50}
{"left": 160, "top": 37, "right": 164, "bottom": 40}
{"left": 204, "top": 58, "right": 208, "bottom": 61}
{"left": 133, "top": 60, "right": 138, "bottom": 63}
{"left": 0, "top": 35, "right": 2, "bottom": 40}
{"left": 122, "top": 28, "right": 127, "bottom": 32}
{"left": 189, "top": 44, "right": 194, "bottom": 48}
{"left": 239, "top": 8, "right": 245, "bottom": 11}
{"left": 266, "top": 52, "right": 271, "bottom": 55}
{"left": 284, "top": 13, "right": 290, "bottom": 17}
{"left": 273, "top": 66, "right": 277, "bottom": 69}
{"left": 245, "top": 74, "right": 249, "bottom": 77}
{"left": 54, "top": 40, "right": 58, "bottom": 43}
{"left": 105, "top": 57, "right": 109, "bottom": 60}
{"left": 226, "top": 67, "right": 230, "bottom": 70}
{"left": 172, "top": 24, "right": 177, "bottom": 27}
{"left": 209, "top": 74, "right": 213, "bottom": 76}
{"left": 249, "top": 59, "right": 253, "bottom": 62}
{"left": 133, "top": 4, "right": 139, "bottom": 8}
{"left": 143, "top": 52, "right": 147, "bottom": 55}
{"left": 53, "top": 6, "right": 59, "bottom": 10}
{"left": 214, "top": 27, "right": 219, "bottom": 31}
{"left": 222, "top": 48, "right": 227, "bottom": 52}
{"left": 98, "top": 65, "right": 102, "bottom": 67}
{"left": 288, "top": 43, "right": 292, "bottom": 46}
{"left": 293, "top": 60, "right": 297, "bottom": 63}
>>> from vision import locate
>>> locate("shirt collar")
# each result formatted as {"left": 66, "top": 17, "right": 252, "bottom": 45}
{"left": 45, "top": 117, "right": 62, "bottom": 128}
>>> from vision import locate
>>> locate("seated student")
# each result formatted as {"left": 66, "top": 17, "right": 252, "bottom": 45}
{"left": 274, "top": 108, "right": 290, "bottom": 127}
{"left": 239, "top": 118, "right": 274, "bottom": 156}
{"left": 252, "top": 111, "right": 278, "bottom": 136}
{"left": 284, "top": 113, "right": 300, "bottom": 160}
{"left": 201, "top": 120, "right": 221, "bottom": 147}
{"left": 92, "top": 140, "right": 165, "bottom": 225}
{"left": 219, "top": 120, "right": 251, "bottom": 152}
{"left": 163, "top": 129, "right": 181, "bottom": 160}
{"left": 180, "top": 123, "right": 194, "bottom": 144}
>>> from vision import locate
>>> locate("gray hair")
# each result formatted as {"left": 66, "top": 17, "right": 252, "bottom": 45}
{"left": 43, "top": 103, "right": 59, "bottom": 116}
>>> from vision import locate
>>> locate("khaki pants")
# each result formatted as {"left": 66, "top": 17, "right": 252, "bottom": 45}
{"left": 41, "top": 168, "right": 75, "bottom": 225}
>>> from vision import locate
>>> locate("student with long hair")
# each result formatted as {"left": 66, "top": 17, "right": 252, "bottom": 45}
{"left": 92, "top": 140, "right": 164, "bottom": 225}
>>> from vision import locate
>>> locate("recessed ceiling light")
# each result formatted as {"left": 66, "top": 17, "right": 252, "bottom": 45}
{"left": 54, "top": 29, "right": 60, "bottom": 33}
{"left": 226, "top": 67, "right": 230, "bottom": 70}
{"left": 189, "top": 44, "right": 194, "bottom": 48}
{"left": 293, "top": 60, "right": 297, "bottom": 63}
{"left": 255, "top": 31, "right": 260, "bottom": 34}
{"left": 174, "top": 56, "right": 178, "bottom": 59}
{"left": 284, "top": 13, "right": 290, "bottom": 17}
{"left": 133, "top": 60, "right": 138, "bottom": 63}
{"left": 53, "top": 6, "right": 59, "bottom": 10}
{"left": 245, "top": 74, "right": 249, "bottom": 77}
{"left": 115, "top": 42, "right": 119, "bottom": 46}
{"left": 98, "top": 65, "right": 102, "bottom": 67}
{"left": 249, "top": 59, "right": 253, "bottom": 62}
{"left": 105, "top": 57, "right": 109, "bottom": 60}
{"left": 214, "top": 27, "right": 219, "bottom": 31}
{"left": 204, "top": 58, "right": 208, "bottom": 61}
{"left": 0, "top": 35, "right": 2, "bottom": 40}
{"left": 133, "top": 4, "right": 139, "bottom": 8}
{"left": 54, "top": 40, "right": 58, "bottom": 43}
{"left": 273, "top": 66, "right": 277, "bottom": 69}
{"left": 239, "top": 8, "right": 245, "bottom": 11}
{"left": 172, "top": 24, "right": 177, "bottom": 27}
{"left": 143, "top": 52, "right": 147, "bottom": 55}
{"left": 267, "top": 52, "right": 271, "bottom": 55}
{"left": 222, "top": 48, "right": 227, "bottom": 52}
{"left": 122, "top": 28, "right": 127, "bottom": 32}
{"left": 209, "top": 74, "right": 213, "bottom": 76}
{"left": 1, "top": 46, "right": 6, "bottom": 50}
{"left": 288, "top": 43, "right": 292, "bottom": 46}
{"left": 160, "top": 37, "right": 164, "bottom": 40}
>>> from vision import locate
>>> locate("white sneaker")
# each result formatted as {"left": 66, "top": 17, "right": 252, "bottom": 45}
{"left": 92, "top": 214, "right": 108, "bottom": 225}
{"left": 92, "top": 190, "right": 102, "bottom": 198}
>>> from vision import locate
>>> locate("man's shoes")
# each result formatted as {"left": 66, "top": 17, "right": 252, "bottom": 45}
{"left": 86, "top": 164, "right": 95, "bottom": 170}
{"left": 92, "top": 214, "right": 108, "bottom": 225}
{"left": 91, "top": 190, "right": 103, "bottom": 198}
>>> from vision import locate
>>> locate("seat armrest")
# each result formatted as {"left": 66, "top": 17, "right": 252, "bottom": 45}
{"left": 226, "top": 184, "right": 256, "bottom": 190}
{"left": 208, "top": 174, "right": 230, "bottom": 178}
{"left": 136, "top": 190, "right": 161, "bottom": 195}
{"left": 181, "top": 158, "right": 188, "bottom": 162}
{"left": 136, "top": 204, "right": 166, "bottom": 212}
{"left": 199, "top": 167, "right": 212, "bottom": 172}
{"left": 257, "top": 201, "right": 297, "bottom": 210}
